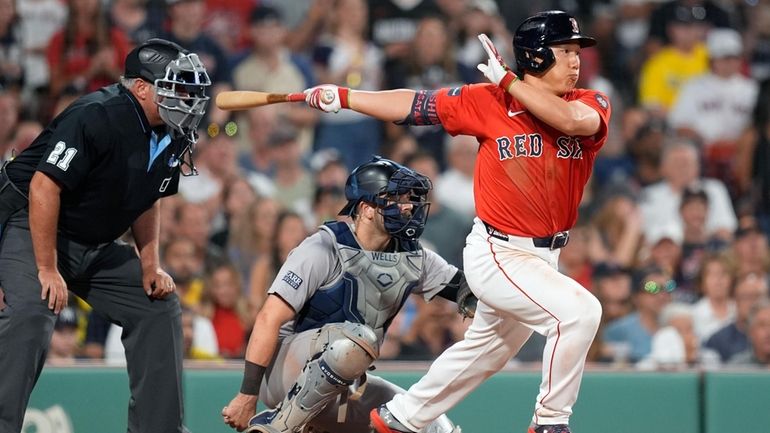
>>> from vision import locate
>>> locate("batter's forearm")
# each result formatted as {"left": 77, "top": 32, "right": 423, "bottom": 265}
{"left": 29, "top": 172, "right": 62, "bottom": 271}
{"left": 348, "top": 89, "right": 415, "bottom": 122}
{"left": 131, "top": 201, "right": 161, "bottom": 271}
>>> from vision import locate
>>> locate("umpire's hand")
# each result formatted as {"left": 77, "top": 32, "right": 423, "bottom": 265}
{"left": 143, "top": 267, "right": 176, "bottom": 299}
{"left": 38, "top": 267, "right": 68, "bottom": 314}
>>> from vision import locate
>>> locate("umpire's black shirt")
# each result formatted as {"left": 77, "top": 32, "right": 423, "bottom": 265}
{"left": 7, "top": 84, "right": 184, "bottom": 245}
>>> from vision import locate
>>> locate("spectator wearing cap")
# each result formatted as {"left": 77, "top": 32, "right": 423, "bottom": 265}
{"left": 669, "top": 28, "right": 758, "bottom": 189}
{"left": 639, "top": 4, "right": 711, "bottom": 113}
{"left": 367, "top": 0, "right": 440, "bottom": 62}
{"left": 311, "top": 150, "right": 348, "bottom": 190}
{"left": 692, "top": 253, "right": 736, "bottom": 342}
{"left": 586, "top": 262, "right": 633, "bottom": 363}
{"left": 161, "top": 0, "right": 232, "bottom": 127}
{"left": 603, "top": 266, "right": 675, "bottom": 363}
{"left": 231, "top": 5, "right": 316, "bottom": 154}
{"left": 728, "top": 299, "right": 770, "bottom": 366}
{"left": 639, "top": 138, "right": 738, "bottom": 244}
{"left": 311, "top": 0, "right": 385, "bottom": 171}
{"left": 645, "top": 222, "right": 683, "bottom": 283}
{"left": 46, "top": 306, "right": 80, "bottom": 365}
{"left": 267, "top": 124, "right": 315, "bottom": 225}
{"left": 705, "top": 272, "right": 769, "bottom": 362}
{"left": 646, "top": 1, "right": 730, "bottom": 51}
{"left": 594, "top": 263, "right": 634, "bottom": 324}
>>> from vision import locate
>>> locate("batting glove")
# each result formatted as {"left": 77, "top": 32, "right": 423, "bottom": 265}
{"left": 477, "top": 33, "right": 518, "bottom": 92}
{"left": 304, "top": 84, "right": 350, "bottom": 113}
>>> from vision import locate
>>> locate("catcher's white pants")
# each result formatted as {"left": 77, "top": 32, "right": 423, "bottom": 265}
{"left": 387, "top": 218, "right": 601, "bottom": 428}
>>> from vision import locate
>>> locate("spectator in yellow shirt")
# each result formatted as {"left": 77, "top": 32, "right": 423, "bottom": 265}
{"left": 639, "top": 5, "right": 710, "bottom": 113}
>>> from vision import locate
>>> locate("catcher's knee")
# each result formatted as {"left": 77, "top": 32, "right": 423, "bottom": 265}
{"left": 322, "top": 322, "right": 378, "bottom": 380}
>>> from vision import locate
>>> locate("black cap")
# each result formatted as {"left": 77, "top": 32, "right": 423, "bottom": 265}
{"left": 267, "top": 124, "right": 299, "bottom": 147}
{"left": 55, "top": 307, "right": 78, "bottom": 330}
{"left": 735, "top": 224, "right": 763, "bottom": 239}
{"left": 681, "top": 186, "right": 709, "bottom": 207}
{"left": 672, "top": 5, "right": 707, "bottom": 24}
{"left": 593, "top": 262, "right": 629, "bottom": 281}
{"left": 250, "top": 5, "right": 282, "bottom": 25}
{"left": 124, "top": 38, "right": 187, "bottom": 83}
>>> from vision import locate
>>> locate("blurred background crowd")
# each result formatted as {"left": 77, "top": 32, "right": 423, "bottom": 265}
{"left": 1, "top": 0, "right": 769, "bottom": 370}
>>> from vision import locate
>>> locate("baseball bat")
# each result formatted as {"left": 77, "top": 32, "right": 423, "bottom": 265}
{"left": 215, "top": 91, "right": 305, "bottom": 111}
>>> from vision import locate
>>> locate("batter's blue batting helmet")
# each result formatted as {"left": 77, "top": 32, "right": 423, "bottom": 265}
{"left": 339, "top": 156, "right": 432, "bottom": 241}
{"left": 513, "top": 10, "right": 596, "bottom": 74}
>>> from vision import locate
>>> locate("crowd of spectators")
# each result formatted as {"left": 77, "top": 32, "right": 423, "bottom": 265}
{"left": 0, "top": 0, "right": 769, "bottom": 369}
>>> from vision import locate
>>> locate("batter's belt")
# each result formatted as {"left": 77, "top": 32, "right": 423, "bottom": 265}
{"left": 482, "top": 220, "right": 570, "bottom": 250}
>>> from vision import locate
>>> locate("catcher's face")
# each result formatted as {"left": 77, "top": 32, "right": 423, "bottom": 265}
{"left": 544, "top": 42, "right": 581, "bottom": 95}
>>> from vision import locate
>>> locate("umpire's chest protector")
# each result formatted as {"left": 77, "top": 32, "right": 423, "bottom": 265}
{"left": 294, "top": 222, "right": 423, "bottom": 341}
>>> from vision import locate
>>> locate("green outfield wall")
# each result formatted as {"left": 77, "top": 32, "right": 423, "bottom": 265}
{"left": 23, "top": 366, "right": 769, "bottom": 433}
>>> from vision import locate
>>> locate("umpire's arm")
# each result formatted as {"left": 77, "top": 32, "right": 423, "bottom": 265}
{"left": 132, "top": 200, "right": 174, "bottom": 298}
{"left": 29, "top": 172, "right": 68, "bottom": 314}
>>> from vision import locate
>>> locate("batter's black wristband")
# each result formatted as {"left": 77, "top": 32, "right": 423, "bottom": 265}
{"left": 240, "top": 360, "right": 267, "bottom": 395}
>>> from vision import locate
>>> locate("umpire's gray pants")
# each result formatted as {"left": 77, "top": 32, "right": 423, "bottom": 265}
{"left": 0, "top": 211, "right": 185, "bottom": 433}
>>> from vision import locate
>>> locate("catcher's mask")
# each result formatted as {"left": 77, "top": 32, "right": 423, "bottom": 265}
{"left": 339, "top": 156, "right": 432, "bottom": 241}
{"left": 513, "top": 10, "right": 596, "bottom": 74}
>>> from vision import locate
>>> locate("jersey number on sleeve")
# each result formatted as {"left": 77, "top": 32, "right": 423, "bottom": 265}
{"left": 45, "top": 141, "right": 78, "bottom": 171}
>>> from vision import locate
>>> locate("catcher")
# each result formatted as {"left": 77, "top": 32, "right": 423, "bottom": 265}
{"left": 221, "top": 156, "right": 474, "bottom": 433}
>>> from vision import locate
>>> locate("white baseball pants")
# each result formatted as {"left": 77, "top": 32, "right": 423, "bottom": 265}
{"left": 387, "top": 218, "right": 602, "bottom": 428}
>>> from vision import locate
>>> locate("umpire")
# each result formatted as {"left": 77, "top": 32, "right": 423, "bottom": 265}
{"left": 0, "top": 38, "right": 210, "bottom": 433}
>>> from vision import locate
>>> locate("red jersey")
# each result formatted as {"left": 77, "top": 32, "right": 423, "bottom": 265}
{"left": 435, "top": 83, "right": 611, "bottom": 238}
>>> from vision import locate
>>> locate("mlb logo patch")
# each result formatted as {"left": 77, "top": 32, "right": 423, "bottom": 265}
{"left": 282, "top": 271, "right": 303, "bottom": 290}
{"left": 447, "top": 87, "right": 461, "bottom": 97}
{"left": 594, "top": 93, "right": 608, "bottom": 110}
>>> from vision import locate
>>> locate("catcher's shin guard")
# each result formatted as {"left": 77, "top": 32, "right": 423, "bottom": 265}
{"left": 251, "top": 323, "right": 379, "bottom": 433}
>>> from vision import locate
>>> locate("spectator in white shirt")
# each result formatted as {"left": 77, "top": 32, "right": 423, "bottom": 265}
{"left": 435, "top": 134, "right": 477, "bottom": 222}
{"left": 639, "top": 138, "right": 737, "bottom": 243}
{"left": 692, "top": 253, "right": 736, "bottom": 342}
{"left": 668, "top": 28, "right": 758, "bottom": 187}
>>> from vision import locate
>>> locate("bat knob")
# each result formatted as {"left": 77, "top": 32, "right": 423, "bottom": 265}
{"left": 321, "top": 89, "right": 336, "bottom": 105}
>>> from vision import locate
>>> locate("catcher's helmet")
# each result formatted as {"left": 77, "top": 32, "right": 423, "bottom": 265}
{"left": 124, "top": 38, "right": 211, "bottom": 142}
{"left": 513, "top": 10, "right": 596, "bottom": 74}
{"left": 339, "top": 156, "right": 432, "bottom": 241}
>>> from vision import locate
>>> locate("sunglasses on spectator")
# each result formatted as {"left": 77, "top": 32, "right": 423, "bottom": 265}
{"left": 643, "top": 280, "right": 676, "bottom": 294}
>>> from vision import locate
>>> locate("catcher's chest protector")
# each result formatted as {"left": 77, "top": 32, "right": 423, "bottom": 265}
{"left": 294, "top": 222, "right": 423, "bottom": 340}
